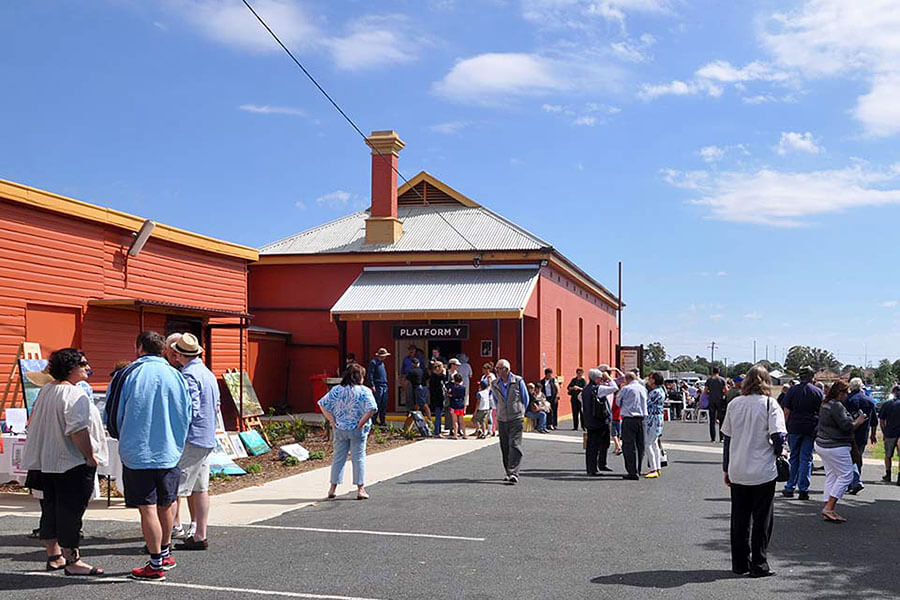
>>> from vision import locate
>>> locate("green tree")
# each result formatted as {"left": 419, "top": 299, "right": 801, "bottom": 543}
{"left": 729, "top": 362, "right": 754, "bottom": 378}
{"left": 645, "top": 342, "right": 667, "bottom": 369}
{"left": 671, "top": 355, "right": 696, "bottom": 373}
{"left": 872, "top": 359, "right": 895, "bottom": 388}
{"left": 784, "top": 345, "right": 841, "bottom": 373}
{"left": 892, "top": 359, "right": 900, "bottom": 383}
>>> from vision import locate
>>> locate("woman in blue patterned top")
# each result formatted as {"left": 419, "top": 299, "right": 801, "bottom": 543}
{"left": 644, "top": 372, "right": 666, "bottom": 479}
{"left": 318, "top": 363, "right": 378, "bottom": 500}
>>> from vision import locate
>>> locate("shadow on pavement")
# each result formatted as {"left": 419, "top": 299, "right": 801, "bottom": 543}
{"left": 0, "top": 572, "right": 131, "bottom": 590}
{"left": 699, "top": 495, "right": 900, "bottom": 598}
{"left": 591, "top": 569, "right": 740, "bottom": 587}
{"left": 399, "top": 478, "right": 507, "bottom": 485}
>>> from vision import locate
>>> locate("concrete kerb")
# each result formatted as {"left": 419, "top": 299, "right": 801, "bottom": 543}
{"left": 0, "top": 436, "right": 498, "bottom": 526}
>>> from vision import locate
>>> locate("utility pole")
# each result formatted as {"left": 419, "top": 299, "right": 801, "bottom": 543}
{"left": 753, "top": 340, "right": 757, "bottom": 363}
{"left": 709, "top": 341, "right": 717, "bottom": 366}
{"left": 766, "top": 345, "right": 769, "bottom": 362}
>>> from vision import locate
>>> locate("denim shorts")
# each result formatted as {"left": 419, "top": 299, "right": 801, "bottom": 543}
{"left": 610, "top": 420, "right": 622, "bottom": 437}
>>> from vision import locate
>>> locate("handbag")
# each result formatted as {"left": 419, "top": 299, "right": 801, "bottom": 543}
{"left": 767, "top": 397, "right": 790, "bottom": 482}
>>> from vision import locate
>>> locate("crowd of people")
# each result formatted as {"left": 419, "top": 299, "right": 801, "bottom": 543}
{"left": 21, "top": 330, "right": 221, "bottom": 580}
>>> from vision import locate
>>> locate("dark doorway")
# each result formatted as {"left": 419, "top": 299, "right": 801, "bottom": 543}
{"left": 429, "top": 340, "right": 461, "bottom": 364}
{"left": 166, "top": 316, "right": 203, "bottom": 344}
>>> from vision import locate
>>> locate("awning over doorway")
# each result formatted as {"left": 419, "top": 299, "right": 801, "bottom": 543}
{"left": 330, "top": 265, "right": 540, "bottom": 321}
{"left": 87, "top": 298, "right": 251, "bottom": 319}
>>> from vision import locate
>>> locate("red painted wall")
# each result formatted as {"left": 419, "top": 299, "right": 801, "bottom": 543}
{"left": 0, "top": 198, "right": 250, "bottom": 405}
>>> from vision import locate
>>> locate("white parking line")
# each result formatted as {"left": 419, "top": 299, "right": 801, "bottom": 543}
{"left": 237, "top": 524, "right": 484, "bottom": 541}
{"left": 20, "top": 571, "right": 385, "bottom": 600}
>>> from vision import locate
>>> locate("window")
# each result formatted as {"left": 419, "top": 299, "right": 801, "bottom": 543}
{"left": 596, "top": 325, "right": 601, "bottom": 365}
{"left": 555, "top": 309, "right": 562, "bottom": 375}
{"left": 578, "top": 318, "right": 584, "bottom": 368}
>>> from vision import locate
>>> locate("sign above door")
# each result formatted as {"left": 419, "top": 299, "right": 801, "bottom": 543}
{"left": 392, "top": 325, "right": 469, "bottom": 340}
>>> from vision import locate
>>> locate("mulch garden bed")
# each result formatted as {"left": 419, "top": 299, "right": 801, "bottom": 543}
{"left": 0, "top": 423, "right": 418, "bottom": 498}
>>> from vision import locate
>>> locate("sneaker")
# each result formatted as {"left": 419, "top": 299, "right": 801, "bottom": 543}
{"left": 131, "top": 563, "right": 166, "bottom": 581}
{"left": 781, "top": 489, "right": 795, "bottom": 498}
{"left": 503, "top": 474, "right": 510, "bottom": 481}
{"left": 847, "top": 484, "right": 864, "bottom": 495}
{"left": 645, "top": 471, "right": 660, "bottom": 479}
{"left": 508, "top": 474, "right": 518, "bottom": 485}
{"left": 798, "top": 491, "right": 810, "bottom": 500}
{"left": 170, "top": 524, "right": 185, "bottom": 539}
{"left": 161, "top": 555, "right": 177, "bottom": 570}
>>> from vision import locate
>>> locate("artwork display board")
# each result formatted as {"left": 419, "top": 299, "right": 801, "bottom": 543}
{"left": 239, "top": 430, "right": 270, "bottom": 456}
{"left": 223, "top": 370, "right": 264, "bottom": 418}
{"left": 18, "top": 359, "right": 50, "bottom": 416}
{"left": 228, "top": 432, "right": 248, "bottom": 458}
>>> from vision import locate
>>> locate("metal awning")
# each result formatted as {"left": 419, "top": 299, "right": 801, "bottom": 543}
{"left": 88, "top": 298, "right": 252, "bottom": 319}
{"left": 330, "top": 265, "right": 540, "bottom": 321}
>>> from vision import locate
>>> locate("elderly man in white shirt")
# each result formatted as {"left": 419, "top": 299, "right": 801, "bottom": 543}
{"left": 615, "top": 371, "right": 648, "bottom": 480}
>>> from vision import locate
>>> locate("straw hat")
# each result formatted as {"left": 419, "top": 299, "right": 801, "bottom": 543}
{"left": 172, "top": 333, "right": 203, "bottom": 357}
{"left": 375, "top": 347, "right": 390, "bottom": 358}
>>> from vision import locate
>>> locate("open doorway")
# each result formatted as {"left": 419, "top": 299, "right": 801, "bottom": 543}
{"left": 427, "top": 340, "right": 461, "bottom": 366}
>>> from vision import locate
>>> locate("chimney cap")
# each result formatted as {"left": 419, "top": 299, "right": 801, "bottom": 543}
{"left": 366, "top": 130, "right": 405, "bottom": 157}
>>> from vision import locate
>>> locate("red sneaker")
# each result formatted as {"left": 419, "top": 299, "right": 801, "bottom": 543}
{"left": 130, "top": 562, "right": 166, "bottom": 580}
{"left": 161, "top": 555, "right": 177, "bottom": 570}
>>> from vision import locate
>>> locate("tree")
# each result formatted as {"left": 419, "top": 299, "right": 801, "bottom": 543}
{"left": 892, "top": 359, "right": 900, "bottom": 383}
{"left": 729, "top": 362, "right": 754, "bottom": 378}
{"left": 645, "top": 342, "right": 667, "bottom": 368}
{"left": 784, "top": 345, "right": 842, "bottom": 374}
{"left": 872, "top": 359, "right": 895, "bottom": 388}
{"left": 671, "top": 355, "right": 696, "bottom": 373}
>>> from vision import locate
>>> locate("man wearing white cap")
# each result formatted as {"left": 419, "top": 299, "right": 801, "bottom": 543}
{"left": 366, "top": 348, "right": 390, "bottom": 426}
{"left": 170, "top": 333, "right": 219, "bottom": 550}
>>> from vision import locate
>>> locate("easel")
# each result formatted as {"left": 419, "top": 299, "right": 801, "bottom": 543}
{"left": 1, "top": 342, "right": 42, "bottom": 416}
{"left": 224, "top": 368, "right": 270, "bottom": 445}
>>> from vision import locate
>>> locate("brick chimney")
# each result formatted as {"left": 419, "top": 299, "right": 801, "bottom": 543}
{"left": 365, "top": 130, "right": 405, "bottom": 244}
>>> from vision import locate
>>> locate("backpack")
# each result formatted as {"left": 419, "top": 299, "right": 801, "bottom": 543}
{"left": 104, "top": 361, "right": 142, "bottom": 439}
{"left": 589, "top": 384, "right": 610, "bottom": 423}
{"left": 410, "top": 411, "right": 433, "bottom": 437}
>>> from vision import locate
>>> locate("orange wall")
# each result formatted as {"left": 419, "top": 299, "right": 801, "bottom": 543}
{"left": 537, "top": 266, "right": 619, "bottom": 419}
{"left": 0, "top": 199, "right": 250, "bottom": 400}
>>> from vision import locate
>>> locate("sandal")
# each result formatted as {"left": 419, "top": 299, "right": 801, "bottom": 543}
{"left": 822, "top": 512, "right": 846, "bottom": 523}
{"left": 356, "top": 491, "right": 370, "bottom": 500}
{"left": 46, "top": 554, "right": 64, "bottom": 571}
{"left": 64, "top": 550, "right": 104, "bottom": 577}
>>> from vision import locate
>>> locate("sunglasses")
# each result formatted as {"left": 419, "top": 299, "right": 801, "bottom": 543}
{"left": 78, "top": 360, "right": 90, "bottom": 367}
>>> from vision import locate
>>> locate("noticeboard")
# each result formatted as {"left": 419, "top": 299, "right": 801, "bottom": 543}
{"left": 619, "top": 345, "right": 644, "bottom": 376}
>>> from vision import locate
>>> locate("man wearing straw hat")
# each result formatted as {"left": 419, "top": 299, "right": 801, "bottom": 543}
{"left": 366, "top": 348, "right": 391, "bottom": 427}
{"left": 170, "top": 333, "right": 219, "bottom": 551}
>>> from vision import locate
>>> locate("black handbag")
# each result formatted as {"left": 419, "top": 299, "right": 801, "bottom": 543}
{"left": 767, "top": 398, "right": 790, "bottom": 482}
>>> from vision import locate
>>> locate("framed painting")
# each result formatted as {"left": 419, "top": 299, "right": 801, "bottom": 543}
{"left": 18, "top": 359, "right": 50, "bottom": 415}
{"left": 223, "top": 371, "right": 264, "bottom": 418}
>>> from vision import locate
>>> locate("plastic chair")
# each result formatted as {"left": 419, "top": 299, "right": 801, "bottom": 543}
{"left": 697, "top": 409, "right": 709, "bottom": 423}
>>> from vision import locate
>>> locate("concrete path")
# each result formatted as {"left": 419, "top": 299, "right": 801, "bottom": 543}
{"left": 0, "top": 436, "right": 497, "bottom": 526}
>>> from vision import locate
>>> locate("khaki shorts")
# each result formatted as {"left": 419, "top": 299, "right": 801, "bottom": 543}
{"left": 177, "top": 443, "right": 214, "bottom": 496}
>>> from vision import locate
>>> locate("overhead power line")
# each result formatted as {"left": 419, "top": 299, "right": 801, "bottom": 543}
{"left": 241, "top": 0, "right": 479, "bottom": 251}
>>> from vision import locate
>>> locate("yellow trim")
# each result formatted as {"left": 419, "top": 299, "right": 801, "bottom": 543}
{"left": 254, "top": 251, "right": 551, "bottom": 266}
{"left": 397, "top": 172, "right": 480, "bottom": 208}
{"left": 0, "top": 179, "right": 259, "bottom": 261}
{"left": 333, "top": 310, "right": 523, "bottom": 321}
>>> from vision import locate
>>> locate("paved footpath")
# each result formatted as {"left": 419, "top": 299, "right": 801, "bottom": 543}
{"left": 0, "top": 422, "right": 896, "bottom": 599}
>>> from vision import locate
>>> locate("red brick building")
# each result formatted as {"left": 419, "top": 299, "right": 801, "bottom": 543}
{"left": 250, "top": 131, "right": 620, "bottom": 417}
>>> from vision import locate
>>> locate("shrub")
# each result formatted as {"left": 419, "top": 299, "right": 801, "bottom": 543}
{"left": 401, "top": 427, "right": 417, "bottom": 440}
{"left": 247, "top": 463, "right": 263, "bottom": 474}
{"left": 308, "top": 450, "right": 325, "bottom": 460}
{"left": 282, "top": 456, "right": 301, "bottom": 467}
{"left": 373, "top": 432, "right": 387, "bottom": 444}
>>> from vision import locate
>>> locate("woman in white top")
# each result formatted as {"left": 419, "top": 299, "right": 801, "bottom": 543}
{"left": 720, "top": 366, "right": 786, "bottom": 578}
{"left": 22, "top": 348, "right": 108, "bottom": 576}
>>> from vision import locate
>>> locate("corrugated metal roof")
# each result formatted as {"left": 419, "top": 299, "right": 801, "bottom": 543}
{"left": 330, "top": 266, "right": 540, "bottom": 316}
{"left": 260, "top": 205, "right": 551, "bottom": 255}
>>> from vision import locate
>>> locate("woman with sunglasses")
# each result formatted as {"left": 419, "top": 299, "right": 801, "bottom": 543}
{"left": 22, "top": 348, "right": 108, "bottom": 576}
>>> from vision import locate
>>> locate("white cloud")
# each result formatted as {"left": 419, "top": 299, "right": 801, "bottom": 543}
{"left": 881, "top": 301, "right": 898, "bottom": 308}
{"left": 776, "top": 131, "right": 822, "bottom": 155}
{"left": 610, "top": 34, "right": 656, "bottom": 62}
{"left": 742, "top": 94, "right": 776, "bottom": 104}
{"left": 744, "top": 312, "right": 762, "bottom": 320}
{"left": 522, "top": 0, "right": 671, "bottom": 31}
{"left": 328, "top": 15, "right": 423, "bottom": 71}
{"left": 239, "top": 104, "right": 306, "bottom": 116}
{"left": 294, "top": 200, "right": 306, "bottom": 210}
{"left": 574, "top": 116, "right": 597, "bottom": 126}
{"left": 716, "top": 271, "right": 728, "bottom": 277}
{"left": 314, "top": 190, "right": 356, "bottom": 209}
{"left": 699, "top": 145, "right": 726, "bottom": 163}
{"left": 709, "top": 314, "right": 723, "bottom": 322}
{"left": 166, "top": 0, "right": 320, "bottom": 53}
{"left": 542, "top": 102, "right": 621, "bottom": 125}
{"left": 640, "top": 60, "right": 790, "bottom": 101}
{"left": 433, "top": 52, "right": 623, "bottom": 105}
{"left": 762, "top": 0, "right": 900, "bottom": 136}
{"left": 663, "top": 163, "right": 900, "bottom": 226}
{"left": 429, "top": 121, "right": 470, "bottom": 135}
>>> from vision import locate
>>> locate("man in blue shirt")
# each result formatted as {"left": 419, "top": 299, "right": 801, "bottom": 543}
{"left": 367, "top": 348, "right": 390, "bottom": 426}
{"left": 170, "top": 333, "right": 219, "bottom": 550}
{"left": 781, "top": 366, "right": 823, "bottom": 500}
{"left": 615, "top": 371, "right": 648, "bottom": 480}
{"left": 115, "top": 331, "right": 191, "bottom": 580}
{"left": 879, "top": 385, "right": 900, "bottom": 485}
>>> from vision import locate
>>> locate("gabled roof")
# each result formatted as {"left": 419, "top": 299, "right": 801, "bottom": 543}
{"left": 260, "top": 173, "right": 551, "bottom": 255}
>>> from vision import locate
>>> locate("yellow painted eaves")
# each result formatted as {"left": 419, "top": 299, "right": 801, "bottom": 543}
{"left": 0, "top": 179, "right": 258, "bottom": 261}
{"left": 397, "top": 171, "right": 480, "bottom": 207}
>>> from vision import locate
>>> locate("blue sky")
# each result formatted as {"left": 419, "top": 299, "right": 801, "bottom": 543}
{"left": 2, "top": 1, "right": 899, "bottom": 366}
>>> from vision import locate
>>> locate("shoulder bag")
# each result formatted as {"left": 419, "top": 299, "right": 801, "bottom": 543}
{"left": 767, "top": 397, "right": 790, "bottom": 482}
